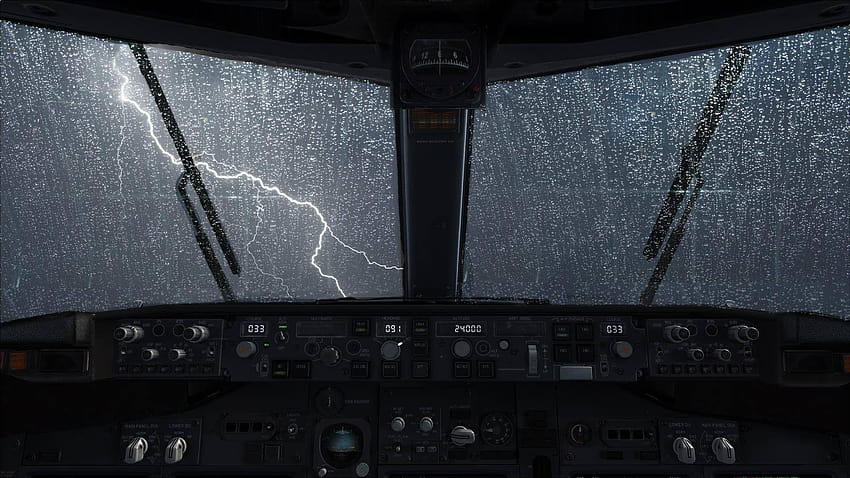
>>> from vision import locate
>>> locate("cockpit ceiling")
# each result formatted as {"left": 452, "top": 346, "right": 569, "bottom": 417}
{"left": 1, "top": 0, "right": 848, "bottom": 82}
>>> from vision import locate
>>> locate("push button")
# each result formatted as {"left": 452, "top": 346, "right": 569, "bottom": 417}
{"left": 272, "top": 360, "right": 290, "bottom": 378}
{"left": 412, "top": 361, "right": 430, "bottom": 378}
{"left": 477, "top": 361, "right": 495, "bottom": 378}
{"left": 553, "top": 323, "right": 572, "bottom": 341}
{"left": 453, "top": 361, "right": 471, "bottom": 378}
{"left": 353, "top": 319, "right": 370, "bottom": 336}
{"left": 413, "top": 340, "right": 429, "bottom": 357}
{"left": 576, "top": 323, "right": 594, "bottom": 341}
{"left": 382, "top": 361, "right": 399, "bottom": 378}
{"left": 350, "top": 361, "right": 370, "bottom": 379}
{"left": 577, "top": 344, "right": 595, "bottom": 363}
{"left": 554, "top": 344, "right": 572, "bottom": 363}
{"left": 292, "top": 360, "right": 311, "bottom": 378}
{"left": 413, "top": 319, "right": 428, "bottom": 336}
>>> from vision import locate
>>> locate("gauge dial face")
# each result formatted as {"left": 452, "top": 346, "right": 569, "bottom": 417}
{"left": 409, "top": 39, "right": 471, "bottom": 76}
{"left": 403, "top": 37, "right": 478, "bottom": 100}
{"left": 480, "top": 412, "right": 513, "bottom": 447}
{"left": 320, "top": 422, "right": 363, "bottom": 469}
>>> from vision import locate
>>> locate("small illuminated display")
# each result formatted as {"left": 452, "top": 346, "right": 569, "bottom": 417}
{"left": 602, "top": 323, "right": 625, "bottom": 335}
{"left": 378, "top": 319, "right": 405, "bottom": 337}
{"left": 436, "top": 322, "right": 486, "bottom": 337}
{"left": 241, "top": 321, "right": 267, "bottom": 337}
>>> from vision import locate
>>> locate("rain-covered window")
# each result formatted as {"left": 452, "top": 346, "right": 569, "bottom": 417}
{"left": 0, "top": 21, "right": 402, "bottom": 321}
{"left": 464, "top": 26, "right": 849, "bottom": 318}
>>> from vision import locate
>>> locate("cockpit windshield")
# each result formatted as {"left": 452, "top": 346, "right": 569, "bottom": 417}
{"left": 2, "top": 21, "right": 848, "bottom": 321}
{"left": 0, "top": 21, "right": 402, "bottom": 320}
{"left": 464, "top": 26, "right": 849, "bottom": 318}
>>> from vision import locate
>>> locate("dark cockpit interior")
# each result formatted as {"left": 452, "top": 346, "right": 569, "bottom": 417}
{"left": 1, "top": 1, "right": 849, "bottom": 477}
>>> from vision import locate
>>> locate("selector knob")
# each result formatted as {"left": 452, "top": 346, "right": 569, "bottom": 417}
{"left": 124, "top": 436, "right": 148, "bottom": 464}
{"left": 714, "top": 348, "right": 732, "bottom": 362}
{"left": 320, "top": 346, "right": 341, "bottom": 367}
{"left": 183, "top": 325, "right": 210, "bottom": 343}
{"left": 712, "top": 436, "right": 736, "bottom": 464}
{"left": 452, "top": 339, "right": 472, "bottom": 359}
{"left": 673, "top": 436, "right": 696, "bottom": 464}
{"left": 169, "top": 349, "right": 187, "bottom": 361}
{"left": 687, "top": 348, "right": 705, "bottom": 361}
{"left": 450, "top": 425, "right": 476, "bottom": 446}
{"left": 164, "top": 437, "right": 187, "bottom": 464}
{"left": 663, "top": 325, "right": 691, "bottom": 343}
{"left": 390, "top": 416, "right": 406, "bottom": 432}
{"left": 419, "top": 417, "right": 434, "bottom": 433}
{"left": 113, "top": 325, "right": 144, "bottom": 343}
{"left": 380, "top": 341, "right": 401, "bottom": 361}
{"left": 141, "top": 348, "right": 159, "bottom": 362}
{"left": 317, "top": 467, "right": 328, "bottom": 477}
{"left": 236, "top": 341, "right": 257, "bottom": 359}
{"left": 612, "top": 341, "right": 634, "bottom": 359}
{"left": 729, "top": 325, "right": 760, "bottom": 343}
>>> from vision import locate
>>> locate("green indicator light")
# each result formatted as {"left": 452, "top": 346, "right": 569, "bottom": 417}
{"left": 263, "top": 343, "right": 270, "bottom": 348}
{"left": 278, "top": 325, "right": 288, "bottom": 329}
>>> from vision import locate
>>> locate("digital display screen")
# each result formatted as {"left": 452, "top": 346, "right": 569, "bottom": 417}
{"left": 494, "top": 321, "right": 544, "bottom": 337}
{"left": 296, "top": 321, "right": 347, "bottom": 337}
{"left": 241, "top": 321, "right": 267, "bottom": 337}
{"left": 601, "top": 322, "right": 625, "bottom": 335}
{"left": 377, "top": 318, "right": 405, "bottom": 337}
{"left": 436, "top": 322, "right": 487, "bottom": 337}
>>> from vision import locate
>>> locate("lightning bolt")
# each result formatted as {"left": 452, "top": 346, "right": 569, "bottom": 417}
{"left": 112, "top": 55, "right": 400, "bottom": 297}
{"left": 246, "top": 186, "right": 294, "bottom": 299}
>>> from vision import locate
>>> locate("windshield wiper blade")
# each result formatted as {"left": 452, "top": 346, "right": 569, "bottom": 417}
{"left": 643, "top": 45, "right": 751, "bottom": 260}
{"left": 177, "top": 172, "right": 235, "bottom": 301}
{"left": 128, "top": 43, "right": 241, "bottom": 296}
{"left": 640, "top": 45, "right": 750, "bottom": 305}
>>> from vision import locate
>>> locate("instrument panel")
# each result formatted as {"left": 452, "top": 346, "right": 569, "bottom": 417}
{"left": 110, "top": 315, "right": 764, "bottom": 384}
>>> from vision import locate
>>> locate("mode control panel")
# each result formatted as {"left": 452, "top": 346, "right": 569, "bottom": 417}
{"left": 109, "top": 315, "right": 763, "bottom": 382}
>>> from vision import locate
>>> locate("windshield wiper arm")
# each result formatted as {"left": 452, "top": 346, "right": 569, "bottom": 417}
{"left": 640, "top": 45, "right": 750, "bottom": 305}
{"left": 643, "top": 45, "right": 751, "bottom": 260}
{"left": 128, "top": 43, "right": 241, "bottom": 296}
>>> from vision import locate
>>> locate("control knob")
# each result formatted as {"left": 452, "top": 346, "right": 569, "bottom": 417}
{"left": 124, "top": 436, "right": 148, "bottom": 464}
{"left": 390, "top": 417, "right": 406, "bottom": 432}
{"left": 729, "top": 325, "right": 759, "bottom": 343}
{"left": 380, "top": 341, "right": 401, "bottom": 361}
{"left": 714, "top": 348, "right": 732, "bottom": 361}
{"left": 712, "top": 436, "right": 736, "bottom": 464}
{"left": 114, "top": 325, "right": 144, "bottom": 343}
{"left": 141, "top": 348, "right": 159, "bottom": 361}
{"left": 452, "top": 339, "right": 472, "bottom": 359}
{"left": 169, "top": 349, "right": 187, "bottom": 361}
{"left": 320, "top": 346, "right": 341, "bottom": 367}
{"left": 236, "top": 341, "right": 257, "bottom": 359}
{"left": 317, "top": 467, "right": 328, "bottom": 477}
{"left": 183, "top": 325, "right": 210, "bottom": 343}
{"left": 419, "top": 417, "right": 434, "bottom": 433}
{"left": 611, "top": 341, "right": 634, "bottom": 359}
{"left": 663, "top": 325, "right": 691, "bottom": 343}
{"left": 450, "top": 425, "right": 476, "bottom": 446}
{"left": 164, "top": 437, "right": 187, "bottom": 464}
{"left": 673, "top": 436, "right": 696, "bottom": 464}
{"left": 687, "top": 348, "right": 705, "bottom": 361}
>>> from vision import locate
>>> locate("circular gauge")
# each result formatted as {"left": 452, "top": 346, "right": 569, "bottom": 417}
{"left": 320, "top": 423, "right": 364, "bottom": 469}
{"left": 409, "top": 39, "right": 471, "bottom": 75}
{"left": 480, "top": 412, "right": 513, "bottom": 447}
